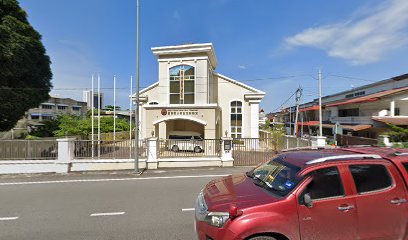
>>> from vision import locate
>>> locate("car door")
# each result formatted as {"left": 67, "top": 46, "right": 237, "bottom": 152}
{"left": 348, "top": 163, "right": 408, "bottom": 240}
{"left": 297, "top": 166, "right": 357, "bottom": 240}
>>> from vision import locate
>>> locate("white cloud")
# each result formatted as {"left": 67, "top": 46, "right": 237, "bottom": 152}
{"left": 285, "top": 0, "right": 408, "bottom": 65}
{"left": 238, "top": 65, "right": 247, "bottom": 70}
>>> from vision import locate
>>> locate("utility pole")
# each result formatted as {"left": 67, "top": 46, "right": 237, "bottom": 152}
{"left": 293, "top": 86, "right": 302, "bottom": 137}
{"left": 318, "top": 69, "right": 323, "bottom": 137}
{"left": 289, "top": 107, "right": 292, "bottom": 135}
{"left": 98, "top": 74, "right": 101, "bottom": 158}
{"left": 113, "top": 75, "right": 116, "bottom": 142}
{"left": 91, "top": 75, "right": 94, "bottom": 158}
{"left": 129, "top": 75, "right": 133, "bottom": 159}
{"left": 134, "top": 0, "right": 141, "bottom": 173}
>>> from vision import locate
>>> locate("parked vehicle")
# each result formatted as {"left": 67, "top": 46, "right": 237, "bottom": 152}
{"left": 195, "top": 146, "right": 408, "bottom": 240}
{"left": 168, "top": 131, "right": 203, "bottom": 153}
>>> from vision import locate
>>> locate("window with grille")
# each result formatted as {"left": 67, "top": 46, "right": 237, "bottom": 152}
{"left": 169, "top": 65, "right": 195, "bottom": 104}
{"left": 41, "top": 104, "right": 53, "bottom": 109}
{"left": 231, "top": 101, "right": 243, "bottom": 138}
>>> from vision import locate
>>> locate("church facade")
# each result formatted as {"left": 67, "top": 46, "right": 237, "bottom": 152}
{"left": 136, "top": 43, "right": 265, "bottom": 140}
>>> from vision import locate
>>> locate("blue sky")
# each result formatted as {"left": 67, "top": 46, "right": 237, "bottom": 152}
{"left": 19, "top": 0, "right": 408, "bottom": 112}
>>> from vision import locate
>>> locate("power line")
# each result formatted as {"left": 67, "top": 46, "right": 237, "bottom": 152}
{"left": 328, "top": 74, "right": 377, "bottom": 83}
{"left": 0, "top": 74, "right": 309, "bottom": 91}
{"left": 270, "top": 90, "right": 297, "bottom": 113}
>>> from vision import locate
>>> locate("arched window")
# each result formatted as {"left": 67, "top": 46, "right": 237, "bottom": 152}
{"left": 169, "top": 65, "right": 195, "bottom": 104}
{"left": 231, "top": 101, "right": 242, "bottom": 138}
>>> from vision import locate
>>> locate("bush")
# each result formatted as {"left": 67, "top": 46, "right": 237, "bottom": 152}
{"left": 25, "top": 135, "right": 40, "bottom": 140}
{"left": 393, "top": 142, "right": 408, "bottom": 149}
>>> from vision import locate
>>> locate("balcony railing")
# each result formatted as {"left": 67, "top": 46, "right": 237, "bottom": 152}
{"left": 329, "top": 116, "right": 373, "bottom": 125}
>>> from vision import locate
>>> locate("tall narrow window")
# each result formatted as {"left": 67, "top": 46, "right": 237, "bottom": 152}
{"left": 169, "top": 65, "right": 195, "bottom": 104}
{"left": 231, "top": 101, "right": 242, "bottom": 138}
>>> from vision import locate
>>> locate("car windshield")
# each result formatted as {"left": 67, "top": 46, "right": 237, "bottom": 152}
{"left": 247, "top": 156, "right": 301, "bottom": 197}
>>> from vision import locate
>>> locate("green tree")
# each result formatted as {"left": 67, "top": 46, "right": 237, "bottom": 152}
{"left": 0, "top": 0, "right": 52, "bottom": 131}
{"left": 104, "top": 105, "right": 121, "bottom": 111}
{"left": 53, "top": 115, "right": 130, "bottom": 138}
{"left": 385, "top": 124, "right": 408, "bottom": 142}
{"left": 29, "top": 118, "right": 60, "bottom": 137}
{"left": 53, "top": 115, "right": 90, "bottom": 138}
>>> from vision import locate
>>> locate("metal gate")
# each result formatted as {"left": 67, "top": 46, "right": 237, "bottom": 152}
{"left": 232, "top": 138, "right": 277, "bottom": 166}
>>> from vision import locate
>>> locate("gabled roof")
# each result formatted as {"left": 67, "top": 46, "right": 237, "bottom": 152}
{"left": 215, "top": 73, "right": 265, "bottom": 94}
{"left": 151, "top": 43, "right": 218, "bottom": 69}
{"left": 139, "top": 82, "right": 159, "bottom": 95}
{"left": 372, "top": 116, "right": 408, "bottom": 125}
{"left": 326, "top": 86, "right": 408, "bottom": 107}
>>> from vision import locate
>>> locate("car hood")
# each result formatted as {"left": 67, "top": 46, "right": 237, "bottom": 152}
{"left": 203, "top": 174, "right": 281, "bottom": 212}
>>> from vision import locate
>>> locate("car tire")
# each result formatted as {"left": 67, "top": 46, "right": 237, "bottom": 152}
{"left": 194, "top": 146, "right": 202, "bottom": 153}
{"left": 171, "top": 145, "right": 179, "bottom": 152}
{"left": 248, "top": 236, "right": 277, "bottom": 240}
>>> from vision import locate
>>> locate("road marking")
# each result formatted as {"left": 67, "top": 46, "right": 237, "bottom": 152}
{"left": 0, "top": 217, "right": 19, "bottom": 221}
{"left": 90, "top": 212, "right": 125, "bottom": 217}
{"left": 0, "top": 174, "right": 228, "bottom": 186}
{"left": 181, "top": 208, "right": 195, "bottom": 212}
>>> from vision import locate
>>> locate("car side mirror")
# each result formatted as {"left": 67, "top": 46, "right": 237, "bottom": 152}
{"left": 304, "top": 193, "right": 313, "bottom": 208}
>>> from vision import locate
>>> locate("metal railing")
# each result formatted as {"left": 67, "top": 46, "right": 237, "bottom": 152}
{"left": 157, "top": 139, "right": 221, "bottom": 158}
{"left": 232, "top": 138, "right": 277, "bottom": 166}
{"left": 0, "top": 140, "right": 58, "bottom": 160}
{"left": 259, "top": 131, "right": 312, "bottom": 151}
{"left": 74, "top": 140, "right": 146, "bottom": 159}
{"left": 285, "top": 135, "right": 312, "bottom": 149}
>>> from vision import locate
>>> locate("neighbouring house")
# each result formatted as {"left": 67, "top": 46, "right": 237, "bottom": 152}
{"left": 0, "top": 96, "right": 87, "bottom": 139}
{"left": 133, "top": 43, "right": 265, "bottom": 140}
{"left": 274, "top": 73, "right": 408, "bottom": 138}
{"left": 259, "top": 109, "right": 267, "bottom": 126}
{"left": 27, "top": 96, "right": 87, "bottom": 122}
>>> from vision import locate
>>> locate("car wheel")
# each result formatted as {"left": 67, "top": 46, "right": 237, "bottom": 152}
{"left": 248, "top": 236, "right": 277, "bottom": 240}
{"left": 171, "top": 145, "right": 179, "bottom": 152}
{"left": 194, "top": 146, "right": 202, "bottom": 153}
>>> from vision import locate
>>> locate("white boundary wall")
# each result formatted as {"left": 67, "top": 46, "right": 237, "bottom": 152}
{"left": 0, "top": 138, "right": 233, "bottom": 175}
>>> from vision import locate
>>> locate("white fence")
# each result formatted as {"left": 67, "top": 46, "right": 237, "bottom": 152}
{"left": 0, "top": 133, "right": 321, "bottom": 174}
{"left": 259, "top": 130, "right": 313, "bottom": 150}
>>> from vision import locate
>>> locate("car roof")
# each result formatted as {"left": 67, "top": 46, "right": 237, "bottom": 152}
{"left": 280, "top": 146, "right": 408, "bottom": 169}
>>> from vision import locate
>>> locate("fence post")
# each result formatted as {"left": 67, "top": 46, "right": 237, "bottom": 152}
{"left": 147, "top": 137, "right": 158, "bottom": 169}
{"left": 311, "top": 136, "right": 327, "bottom": 147}
{"left": 55, "top": 138, "right": 75, "bottom": 173}
{"left": 378, "top": 135, "right": 392, "bottom": 147}
{"left": 221, "top": 137, "right": 234, "bottom": 167}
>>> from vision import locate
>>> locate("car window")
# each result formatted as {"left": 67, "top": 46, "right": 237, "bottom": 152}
{"left": 249, "top": 157, "right": 301, "bottom": 197}
{"left": 305, "top": 167, "right": 344, "bottom": 200}
{"left": 349, "top": 164, "right": 392, "bottom": 194}
{"left": 403, "top": 162, "right": 408, "bottom": 174}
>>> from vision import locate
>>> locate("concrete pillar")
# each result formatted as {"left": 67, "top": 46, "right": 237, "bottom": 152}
{"left": 249, "top": 101, "right": 260, "bottom": 138}
{"left": 147, "top": 137, "right": 158, "bottom": 169}
{"left": 221, "top": 137, "right": 234, "bottom": 167}
{"left": 379, "top": 135, "right": 392, "bottom": 147}
{"left": 390, "top": 100, "right": 395, "bottom": 116}
{"left": 311, "top": 136, "right": 327, "bottom": 147}
{"left": 159, "top": 122, "right": 167, "bottom": 139}
{"left": 138, "top": 102, "right": 143, "bottom": 139}
{"left": 55, "top": 138, "right": 75, "bottom": 173}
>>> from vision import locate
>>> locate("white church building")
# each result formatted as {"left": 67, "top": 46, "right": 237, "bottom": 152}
{"left": 135, "top": 43, "right": 265, "bottom": 140}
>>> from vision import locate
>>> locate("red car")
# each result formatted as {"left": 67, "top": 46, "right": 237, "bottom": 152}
{"left": 195, "top": 147, "right": 408, "bottom": 240}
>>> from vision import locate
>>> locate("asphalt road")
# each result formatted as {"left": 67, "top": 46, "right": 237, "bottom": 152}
{"left": 0, "top": 167, "right": 251, "bottom": 240}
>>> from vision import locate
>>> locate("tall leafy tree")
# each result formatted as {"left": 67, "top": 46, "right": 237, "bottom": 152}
{"left": 0, "top": 0, "right": 52, "bottom": 131}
